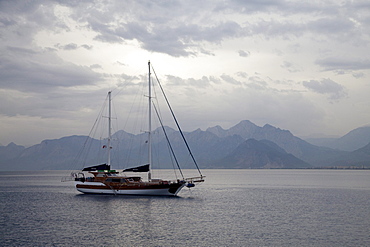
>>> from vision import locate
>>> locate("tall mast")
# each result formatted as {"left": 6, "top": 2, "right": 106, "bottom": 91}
{"left": 107, "top": 91, "right": 112, "bottom": 168}
{"left": 148, "top": 61, "right": 152, "bottom": 181}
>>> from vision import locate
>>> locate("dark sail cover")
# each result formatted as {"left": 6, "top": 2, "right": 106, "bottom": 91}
{"left": 82, "top": 164, "right": 110, "bottom": 171}
{"left": 123, "top": 164, "right": 150, "bottom": 172}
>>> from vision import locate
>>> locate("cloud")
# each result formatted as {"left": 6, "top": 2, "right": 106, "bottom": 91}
{"left": 57, "top": 43, "right": 78, "bottom": 50}
{"left": 2, "top": 0, "right": 362, "bottom": 58}
{"left": 0, "top": 46, "right": 101, "bottom": 93}
{"left": 352, "top": 72, "right": 364, "bottom": 78}
{"left": 165, "top": 75, "right": 215, "bottom": 88}
{"left": 90, "top": 64, "right": 102, "bottom": 69}
{"left": 67, "top": 1, "right": 246, "bottom": 57}
{"left": 316, "top": 57, "right": 370, "bottom": 71}
{"left": 215, "top": 0, "right": 287, "bottom": 13}
{"left": 2, "top": 0, "right": 369, "bottom": 58}
{"left": 220, "top": 74, "right": 242, "bottom": 85}
{"left": 6, "top": 46, "right": 37, "bottom": 54}
{"left": 0, "top": 1, "right": 67, "bottom": 45}
{"left": 236, "top": 72, "right": 248, "bottom": 78}
{"left": 81, "top": 44, "right": 93, "bottom": 50}
{"left": 0, "top": 0, "right": 369, "bottom": 145}
{"left": 113, "top": 21, "right": 244, "bottom": 57}
{"left": 246, "top": 76, "right": 268, "bottom": 90}
{"left": 55, "top": 43, "right": 93, "bottom": 50}
{"left": 238, "top": 50, "right": 250, "bottom": 57}
{"left": 281, "top": 61, "right": 300, "bottom": 72}
{"left": 302, "top": 78, "right": 347, "bottom": 100}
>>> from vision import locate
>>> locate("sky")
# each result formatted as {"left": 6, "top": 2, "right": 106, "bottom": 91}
{"left": 1, "top": 0, "right": 370, "bottom": 146}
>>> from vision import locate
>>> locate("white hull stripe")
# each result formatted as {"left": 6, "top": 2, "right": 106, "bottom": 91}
{"left": 76, "top": 185, "right": 185, "bottom": 196}
{"left": 75, "top": 182, "right": 186, "bottom": 196}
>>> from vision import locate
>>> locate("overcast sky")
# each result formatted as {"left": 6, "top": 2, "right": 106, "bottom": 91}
{"left": 1, "top": 0, "right": 370, "bottom": 146}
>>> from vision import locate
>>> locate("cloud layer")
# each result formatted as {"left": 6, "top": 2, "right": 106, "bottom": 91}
{"left": 0, "top": 0, "right": 369, "bottom": 145}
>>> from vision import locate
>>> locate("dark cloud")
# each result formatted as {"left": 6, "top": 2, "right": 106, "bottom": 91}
{"left": 0, "top": 0, "right": 359, "bottom": 58}
{"left": 0, "top": 47, "right": 101, "bottom": 93}
{"left": 316, "top": 57, "right": 370, "bottom": 71}
{"left": 249, "top": 15, "right": 362, "bottom": 41}
{"left": 238, "top": 50, "right": 250, "bottom": 57}
{"left": 2, "top": 0, "right": 369, "bottom": 58}
{"left": 0, "top": 16, "right": 17, "bottom": 26}
{"left": 220, "top": 74, "right": 242, "bottom": 85}
{"left": 55, "top": 43, "right": 79, "bottom": 50}
{"left": 81, "top": 44, "right": 93, "bottom": 50}
{"left": 7, "top": 46, "right": 38, "bottom": 54}
{"left": 55, "top": 43, "right": 93, "bottom": 50}
{"left": 102, "top": 20, "right": 244, "bottom": 57}
{"left": 302, "top": 78, "right": 347, "bottom": 100}
{"left": 215, "top": 0, "right": 287, "bottom": 13}
{"left": 0, "top": 86, "right": 112, "bottom": 121}
{"left": 0, "top": 1, "right": 67, "bottom": 42}
{"left": 310, "top": 17, "right": 354, "bottom": 35}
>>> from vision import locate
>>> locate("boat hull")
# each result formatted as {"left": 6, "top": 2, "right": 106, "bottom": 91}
{"left": 75, "top": 181, "right": 186, "bottom": 196}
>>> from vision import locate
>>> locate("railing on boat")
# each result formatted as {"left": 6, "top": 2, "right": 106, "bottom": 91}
{"left": 184, "top": 176, "right": 205, "bottom": 183}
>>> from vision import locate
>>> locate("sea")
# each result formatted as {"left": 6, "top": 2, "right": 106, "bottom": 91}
{"left": 0, "top": 169, "right": 369, "bottom": 247}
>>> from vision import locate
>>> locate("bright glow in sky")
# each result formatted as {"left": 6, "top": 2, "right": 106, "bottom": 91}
{"left": 1, "top": 0, "right": 370, "bottom": 146}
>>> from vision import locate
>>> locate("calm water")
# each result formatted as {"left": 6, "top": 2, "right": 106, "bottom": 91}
{"left": 0, "top": 169, "right": 369, "bottom": 246}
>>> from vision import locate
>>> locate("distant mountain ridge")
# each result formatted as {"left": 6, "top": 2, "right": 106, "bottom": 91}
{"left": 305, "top": 126, "right": 370, "bottom": 151}
{"left": 0, "top": 142, "right": 25, "bottom": 164}
{"left": 213, "top": 139, "right": 310, "bottom": 169}
{"left": 1, "top": 120, "right": 369, "bottom": 170}
{"left": 328, "top": 142, "right": 370, "bottom": 167}
{"left": 207, "top": 120, "right": 348, "bottom": 167}
{"left": 207, "top": 120, "right": 260, "bottom": 139}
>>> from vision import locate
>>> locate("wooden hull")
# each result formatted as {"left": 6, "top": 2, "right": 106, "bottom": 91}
{"left": 75, "top": 181, "right": 186, "bottom": 196}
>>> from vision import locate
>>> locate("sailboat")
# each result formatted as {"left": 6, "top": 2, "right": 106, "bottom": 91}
{"left": 70, "top": 61, "right": 204, "bottom": 196}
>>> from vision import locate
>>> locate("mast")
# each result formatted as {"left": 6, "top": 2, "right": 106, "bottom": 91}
{"left": 148, "top": 61, "right": 152, "bottom": 181}
{"left": 107, "top": 91, "right": 112, "bottom": 168}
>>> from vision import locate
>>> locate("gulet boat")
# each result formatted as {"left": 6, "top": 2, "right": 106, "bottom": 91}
{"left": 66, "top": 62, "right": 204, "bottom": 196}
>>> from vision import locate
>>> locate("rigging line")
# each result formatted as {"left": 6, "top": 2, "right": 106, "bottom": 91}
{"left": 109, "top": 93, "right": 122, "bottom": 168}
{"left": 94, "top": 95, "right": 110, "bottom": 164}
{"left": 151, "top": 84, "right": 179, "bottom": 180}
{"left": 151, "top": 64, "right": 203, "bottom": 177}
{"left": 122, "top": 80, "right": 146, "bottom": 168}
{"left": 152, "top": 102, "right": 185, "bottom": 180}
{"left": 166, "top": 141, "right": 180, "bottom": 181}
{"left": 75, "top": 93, "right": 110, "bottom": 170}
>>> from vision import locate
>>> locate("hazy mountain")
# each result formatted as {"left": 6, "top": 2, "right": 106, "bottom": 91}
{"left": 151, "top": 129, "right": 245, "bottom": 168}
{"left": 355, "top": 142, "right": 370, "bottom": 155}
{"left": 212, "top": 139, "right": 311, "bottom": 169}
{"left": 207, "top": 120, "right": 347, "bottom": 167}
{"left": 0, "top": 142, "right": 25, "bottom": 164}
{"left": 328, "top": 142, "right": 370, "bottom": 167}
{"left": 305, "top": 126, "right": 370, "bottom": 151}
{"left": 207, "top": 120, "right": 260, "bottom": 139}
{"left": 1, "top": 120, "right": 369, "bottom": 170}
{"left": 0, "top": 136, "right": 104, "bottom": 171}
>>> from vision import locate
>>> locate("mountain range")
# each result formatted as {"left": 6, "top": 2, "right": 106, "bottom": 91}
{"left": 305, "top": 126, "right": 370, "bottom": 151}
{"left": 1, "top": 120, "right": 370, "bottom": 171}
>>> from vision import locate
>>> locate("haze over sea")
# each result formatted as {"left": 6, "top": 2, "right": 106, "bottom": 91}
{"left": 0, "top": 169, "right": 369, "bottom": 246}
